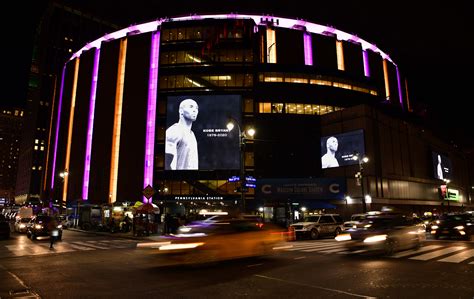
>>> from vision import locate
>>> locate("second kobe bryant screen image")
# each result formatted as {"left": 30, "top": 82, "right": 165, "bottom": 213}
{"left": 165, "top": 95, "right": 242, "bottom": 171}
{"left": 320, "top": 129, "right": 366, "bottom": 169}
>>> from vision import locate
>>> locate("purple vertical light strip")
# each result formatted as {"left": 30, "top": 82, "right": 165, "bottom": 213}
{"left": 396, "top": 66, "right": 404, "bottom": 109}
{"left": 143, "top": 31, "right": 160, "bottom": 203}
{"left": 51, "top": 66, "right": 66, "bottom": 189}
{"left": 303, "top": 32, "right": 313, "bottom": 66}
{"left": 82, "top": 48, "right": 101, "bottom": 200}
{"left": 363, "top": 50, "right": 370, "bottom": 77}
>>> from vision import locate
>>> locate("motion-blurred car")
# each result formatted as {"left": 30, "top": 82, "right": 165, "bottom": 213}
{"left": 336, "top": 214, "right": 425, "bottom": 255}
{"left": 430, "top": 213, "right": 474, "bottom": 240}
{"left": 137, "top": 218, "right": 285, "bottom": 265}
{"left": 290, "top": 214, "right": 344, "bottom": 240}
{"left": 14, "top": 217, "right": 32, "bottom": 233}
{"left": 27, "top": 215, "right": 63, "bottom": 240}
{"left": 0, "top": 215, "right": 10, "bottom": 239}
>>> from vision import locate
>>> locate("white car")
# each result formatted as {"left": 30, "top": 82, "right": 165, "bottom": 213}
{"left": 290, "top": 214, "right": 344, "bottom": 240}
{"left": 14, "top": 217, "right": 32, "bottom": 233}
{"left": 343, "top": 213, "right": 367, "bottom": 231}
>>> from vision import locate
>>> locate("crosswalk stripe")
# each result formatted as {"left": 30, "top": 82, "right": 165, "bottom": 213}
{"left": 95, "top": 242, "right": 129, "bottom": 248}
{"left": 391, "top": 245, "right": 442, "bottom": 258}
{"left": 288, "top": 242, "right": 342, "bottom": 250}
{"left": 319, "top": 247, "right": 348, "bottom": 253}
{"left": 39, "top": 243, "right": 76, "bottom": 253}
{"left": 438, "top": 249, "right": 474, "bottom": 263}
{"left": 75, "top": 241, "right": 109, "bottom": 249}
{"left": 301, "top": 244, "right": 345, "bottom": 252}
{"left": 410, "top": 246, "right": 466, "bottom": 261}
{"left": 68, "top": 242, "right": 96, "bottom": 250}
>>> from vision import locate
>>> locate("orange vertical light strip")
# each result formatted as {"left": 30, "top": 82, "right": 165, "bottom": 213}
{"left": 109, "top": 38, "right": 128, "bottom": 204}
{"left": 266, "top": 28, "right": 276, "bottom": 63}
{"left": 62, "top": 58, "right": 80, "bottom": 203}
{"left": 382, "top": 59, "right": 390, "bottom": 101}
{"left": 260, "top": 33, "right": 265, "bottom": 63}
{"left": 336, "top": 40, "right": 345, "bottom": 71}
{"left": 43, "top": 75, "right": 58, "bottom": 192}
{"left": 405, "top": 79, "right": 412, "bottom": 112}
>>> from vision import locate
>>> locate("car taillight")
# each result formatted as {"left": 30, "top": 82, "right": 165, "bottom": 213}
{"left": 256, "top": 223, "right": 264, "bottom": 228}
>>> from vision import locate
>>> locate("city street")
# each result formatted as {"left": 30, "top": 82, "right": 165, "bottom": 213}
{"left": 1, "top": 230, "right": 473, "bottom": 298}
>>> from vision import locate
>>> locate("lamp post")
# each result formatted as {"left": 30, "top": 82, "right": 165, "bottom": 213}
{"left": 353, "top": 153, "right": 369, "bottom": 213}
{"left": 443, "top": 178, "right": 451, "bottom": 212}
{"left": 58, "top": 170, "right": 68, "bottom": 215}
{"left": 227, "top": 119, "right": 255, "bottom": 212}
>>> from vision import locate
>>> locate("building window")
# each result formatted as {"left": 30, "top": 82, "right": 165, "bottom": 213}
{"left": 258, "top": 102, "right": 343, "bottom": 116}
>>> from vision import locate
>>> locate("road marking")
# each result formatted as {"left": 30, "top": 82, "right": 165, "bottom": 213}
{"left": 288, "top": 243, "right": 342, "bottom": 251}
{"left": 438, "top": 249, "right": 474, "bottom": 263}
{"left": 73, "top": 241, "right": 109, "bottom": 249}
{"left": 391, "top": 245, "right": 442, "bottom": 258}
{"left": 301, "top": 244, "right": 345, "bottom": 252}
{"left": 319, "top": 247, "right": 348, "bottom": 253}
{"left": 294, "top": 256, "right": 306, "bottom": 260}
{"left": 247, "top": 263, "right": 263, "bottom": 268}
{"left": 410, "top": 246, "right": 466, "bottom": 261}
{"left": 68, "top": 242, "right": 96, "bottom": 251}
{"left": 39, "top": 243, "right": 76, "bottom": 253}
{"left": 254, "top": 274, "right": 376, "bottom": 298}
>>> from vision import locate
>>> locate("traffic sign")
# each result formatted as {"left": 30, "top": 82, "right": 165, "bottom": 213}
{"left": 142, "top": 185, "right": 156, "bottom": 199}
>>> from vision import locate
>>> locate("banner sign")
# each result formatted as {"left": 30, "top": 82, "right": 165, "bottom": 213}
{"left": 257, "top": 178, "right": 346, "bottom": 200}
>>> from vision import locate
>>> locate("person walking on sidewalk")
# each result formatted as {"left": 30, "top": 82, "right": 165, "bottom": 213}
{"left": 48, "top": 218, "right": 59, "bottom": 249}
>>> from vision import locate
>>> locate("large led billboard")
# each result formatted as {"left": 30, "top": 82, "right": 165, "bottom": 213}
{"left": 165, "top": 95, "right": 241, "bottom": 171}
{"left": 320, "top": 129, "right": 365, "bottom": 169}
{"left": 431, "top": 152, "right": 452, "bottom": 180}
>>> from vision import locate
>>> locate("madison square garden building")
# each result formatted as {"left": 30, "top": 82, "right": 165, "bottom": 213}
{"left": 43, "top": 13, "right": 472, "bottom": 223}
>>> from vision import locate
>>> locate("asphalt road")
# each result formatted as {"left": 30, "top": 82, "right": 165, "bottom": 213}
{"left": 1, "top": 230, "right": 473, "bottom": 298}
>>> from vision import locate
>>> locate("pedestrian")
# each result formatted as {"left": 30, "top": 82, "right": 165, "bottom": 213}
{"left": 48, "top": 217, "right": 59, "bottom": 249}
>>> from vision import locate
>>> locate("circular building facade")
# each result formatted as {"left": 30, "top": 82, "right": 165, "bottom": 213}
{"left": 45, "top": 13, "right": 468, "bottom": 219}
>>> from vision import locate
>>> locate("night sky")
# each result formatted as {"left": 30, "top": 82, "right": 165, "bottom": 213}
{"left": 2, "top": 0, "right": 472, "bottom": 147}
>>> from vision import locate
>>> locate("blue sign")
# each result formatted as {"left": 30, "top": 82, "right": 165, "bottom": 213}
{"left": 228, "top": 176, "right": 240, "bottom": 182}
{"left": 245, "top": 183, "right": 256, "bottom": 188}
{"left": 245, "top": 176, "right": 256, "bottom": 182}
{"left": 257, "top": 178, "right": 346, "bottom": 200}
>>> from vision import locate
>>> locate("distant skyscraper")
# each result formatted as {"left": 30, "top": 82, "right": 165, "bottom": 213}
{"left": 15, "top": 1, "right": 119, "bottom": 205}
{"left": 0, "top": 108, "right": 24, "bottom": 205}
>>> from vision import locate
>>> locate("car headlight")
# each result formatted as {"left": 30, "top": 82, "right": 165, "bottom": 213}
{"left": 431, "top": 225, "right": 439, "bottom": 230}
{"left": 179, "top": 226, "right": 192, "bottom": 233}
{"left": 335, "top": 234, "right": 351, "bottom": 241}
{"left": 363, "top": 234, "right": 387, "bottom": 243}
{"left": 454, "top": 225, "right": 464, "bottom": 230}
{"left": 20, "top": 224, "right": 26, "bottom": 228}
{"left": 57, "top": 225, "right": 62, "bottom": 229}
{"left": 35, "top": 224, "right": 43, "bottom": 229}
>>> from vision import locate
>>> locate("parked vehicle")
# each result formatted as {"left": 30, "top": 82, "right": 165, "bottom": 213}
{"left": 290, "top": 214, "right": 344, "bottom": 240}
{"left": 343, "top": 213, "right": 367, "bottom": 231}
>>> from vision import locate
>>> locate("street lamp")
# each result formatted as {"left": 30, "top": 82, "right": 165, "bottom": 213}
{"left": 443, "top": 178, "right": 451, "bottom": 212}
{"left": 353, "top": 153, "right": 369, "bottom": 213}
{"left": 57, "top": 170, "right": 69, "bottom": 214}
{"left": 227, "top": 119, "right": 255, "bottom": 212}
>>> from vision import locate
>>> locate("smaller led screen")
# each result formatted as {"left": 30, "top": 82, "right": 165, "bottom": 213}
{"left": 165, "top": 95, "right": 241, "bottom": 171}
{"left": 320, "top": 129, "right": 365, "bottom": 169}
{"left": 432, "top": 152, "right": 452, "bottom": 180}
